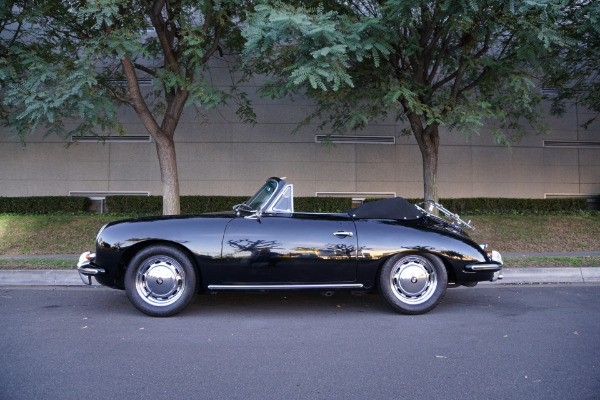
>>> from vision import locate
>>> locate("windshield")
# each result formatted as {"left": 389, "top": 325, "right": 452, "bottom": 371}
{"left": 245, "top": 180, "right": 278, "bottom": 211}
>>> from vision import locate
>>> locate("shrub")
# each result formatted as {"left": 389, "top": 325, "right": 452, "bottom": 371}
{"left": 0, "top": 196, "right": 90, "bottom": 214}
{"left": 106, "top": 195, "right": 353, "bottom": 214}
{"left": 365, "top": 197, "right": 588, "bottom": 213}
{"left": 1, "top": 195, "right": 589, "bottom": 215}
{"left": 181, "top": 196, "right": 249, "bottom": 214}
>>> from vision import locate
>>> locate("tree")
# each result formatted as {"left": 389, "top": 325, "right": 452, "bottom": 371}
{"left": 0, "top": 0, "right": 250, "bottom": 215}
{"left": 542, "top": 1, "right": 599, "bottom": 127}
{"left": 243, "top": 0, "right": 571, "bottom": 202}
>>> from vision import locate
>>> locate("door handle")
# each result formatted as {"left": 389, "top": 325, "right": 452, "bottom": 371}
{"left": 333, "top": 231, "right": 353, "bottom": 238}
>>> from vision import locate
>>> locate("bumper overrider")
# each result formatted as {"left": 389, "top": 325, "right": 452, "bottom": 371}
{"left": 77, "top": 251, "right": 105, "bottom": 285}
{"left": 465, "top": 250, "right": 504, "bottom": 282}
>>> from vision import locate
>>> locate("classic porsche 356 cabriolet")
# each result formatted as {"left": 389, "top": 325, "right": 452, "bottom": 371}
{"left": 78, "top": 177, "right": 503, "bottom": 317}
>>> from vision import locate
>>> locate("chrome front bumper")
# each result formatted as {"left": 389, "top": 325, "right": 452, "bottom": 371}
{"left": 77, "top": 252, "right": 105, "bottom": 285}
{"left": 466, "top": 250, "right": 504, "bottom": 282}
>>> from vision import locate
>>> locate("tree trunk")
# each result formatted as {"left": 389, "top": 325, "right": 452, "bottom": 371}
{"left": 420, "top": 133, "right": 439, "bottom": 204}
{"left": 407, "top": 113, "right": 440, "bottom": 204}
{"left": 120, "top": 55, "right": 182, "bottom": 215}
{"left": 155, "top": 135, "right": 180, "bottom": 215}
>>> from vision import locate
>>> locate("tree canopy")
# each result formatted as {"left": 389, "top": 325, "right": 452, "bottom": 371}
{"left": 542, "top": 1, "right": 599, "bottom": 126}
{"left": 243, "top": 0, "right": 586, "bottom": 202}
{"left": 0, "top": 0, "right": 250, "bottom": 214}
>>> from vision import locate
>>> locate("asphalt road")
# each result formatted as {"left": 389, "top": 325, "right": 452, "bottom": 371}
{"left": 0, "top": 285, "right": 598, "bottom": 400}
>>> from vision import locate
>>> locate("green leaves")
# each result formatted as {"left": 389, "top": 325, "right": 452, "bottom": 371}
{"left": 243, "top": 3, "right": 393, "bottom": 92}
{"left": 243, "top": 0, "right": 575, "bottom": 141}
{"left": 0, "top": 0, "right": 251, "bottom": 144}
{"left": 1, "top": 37, "right": 122, "bottom": 143}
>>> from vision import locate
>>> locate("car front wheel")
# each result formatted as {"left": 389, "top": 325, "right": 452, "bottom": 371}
{"left": 125, "top": 245, "right": 198, "bottom": 317}
{"left": 379, "top": 253, "right": 448, "bottom": 315}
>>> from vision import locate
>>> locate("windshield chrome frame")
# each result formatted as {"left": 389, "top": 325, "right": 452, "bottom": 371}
{"left": 234, "top": 177, "right": 289, "bottom": 216}
{"left": 415, "top": 200, "right": 475, "bottom": 231}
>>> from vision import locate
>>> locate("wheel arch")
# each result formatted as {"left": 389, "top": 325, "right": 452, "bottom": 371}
{"left": 115, "top": 240, "right": 201, "bottom": 290}
{"left": 374, "top": 250, "right": 455, "bottom": 290}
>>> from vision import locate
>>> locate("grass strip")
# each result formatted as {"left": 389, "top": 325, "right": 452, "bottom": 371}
{"left": 468, "top": 214, "right": 600, "bottom": 253}
{"left": 0, "top": 258, "right": 76, "bottom": 270}
{"left": 0, "top": 214, "right": 115, "bottom": 255}
{"left": 504, "top": 256, "right": 600, "bottom": 269}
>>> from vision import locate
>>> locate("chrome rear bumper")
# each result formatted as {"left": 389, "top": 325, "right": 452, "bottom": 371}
{"left": 77, "top": 252, "right": 105, "bottom": 285}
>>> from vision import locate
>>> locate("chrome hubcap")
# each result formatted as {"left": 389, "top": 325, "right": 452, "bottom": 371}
{"left": 390, "top": 256, "right": 437, "bottom": 305}
{"left": 135, "top": 256, "right": 185, "bottom": 307}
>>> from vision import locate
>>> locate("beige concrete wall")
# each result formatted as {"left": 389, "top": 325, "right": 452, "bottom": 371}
{"left": 1, "top": 71, "right": 598, "bottom": 199}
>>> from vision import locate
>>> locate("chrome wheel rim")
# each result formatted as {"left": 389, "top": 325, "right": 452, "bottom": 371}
{"left": 135, "top": 256, "right": 186, "bottom": 307}
{"left": 389, "top": 256, "right": 437, "bottom": 305}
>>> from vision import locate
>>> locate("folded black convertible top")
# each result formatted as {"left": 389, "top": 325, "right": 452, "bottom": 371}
{"left": 347, "top": 197, "right": 424, "bottom": 220}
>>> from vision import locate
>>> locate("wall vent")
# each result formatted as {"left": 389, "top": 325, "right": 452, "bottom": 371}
{"left": 543, "top": 140, "right": 600, "bottom": 149}
{"left": 105, "top": 79, "right": 153, "bottom": 86}
{"left": 69, "top": 191, "right": 150, "bottom": 198}
{"left": 315, "top": 135, "right": 395, "bottom": 145}
{"left": 544, "top": 193, "right": 594, "bottom": 199}
{"left": 71, "top": 135, "right": 152, "bottom": 143}
{"left": 541, "top": 88, "right": 559, "bottom": 96}
{"left": 316, "top": 192, "right": 396, "bottom": 199}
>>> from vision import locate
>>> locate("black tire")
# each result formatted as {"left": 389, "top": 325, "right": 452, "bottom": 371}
{"left": 378, "top": 253, "right": 448, "bottom": 315}
{"left": 124, "top": 245, "right": 198, "bottom": 317}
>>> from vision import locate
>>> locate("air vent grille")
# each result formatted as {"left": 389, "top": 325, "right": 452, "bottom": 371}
{"left": 69, "top": 191, "right": 150, "bottom": 198}
{"left": 541, "top": 88, "right": 559, "bottom": 96}
{"left": 315, "top": 135, "right": 395, "bottom": 145}
{"left": 316, "top": 192, "right": 396, "bottom": 198}
{"left": 544, "top": 193, "right": 594, "bottom": 199}
{"left": 71, "top": 135, "right": 152, "bottom": 143}
{"left": 106, "top": 79, "right": 153, "bottom": 86}
{"left": 543, "top": 140, "right": 600, "bottom": 148}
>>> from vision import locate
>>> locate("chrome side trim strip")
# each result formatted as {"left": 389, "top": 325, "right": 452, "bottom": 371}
{"left": 207, "top": 283, "right": 364, "bottom": 290}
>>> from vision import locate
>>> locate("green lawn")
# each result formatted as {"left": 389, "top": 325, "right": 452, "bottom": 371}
{"left": 0, "top": 214, "right": 115, "bottom": 255}
{"left": 0, "top": 258, "right": 75, "bottom": 269}
{"left": 468, "top": 213, "right": 600, "bottom": 253}
{"left": 503, "top": 256, "right": 600, "bottom": 268}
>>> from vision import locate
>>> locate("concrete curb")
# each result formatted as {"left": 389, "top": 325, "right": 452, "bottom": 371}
{"left": 0, "top": 270, "right": 86, "bottom": 286}
{"left": 0, "top": 268, "right": 599, "bottom": 287}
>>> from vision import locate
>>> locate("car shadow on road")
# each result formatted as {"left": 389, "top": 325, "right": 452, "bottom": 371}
{"left": 79, "top": 285, "right": 535, "bottom": 318}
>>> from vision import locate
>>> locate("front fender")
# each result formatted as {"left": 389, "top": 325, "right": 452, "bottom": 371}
{"left": 93, "top": 214, "right": 233, "bottom": 288}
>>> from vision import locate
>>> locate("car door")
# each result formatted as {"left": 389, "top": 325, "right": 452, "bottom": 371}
{"left": 220, "top": 212, "right": 358, "bottom": 284}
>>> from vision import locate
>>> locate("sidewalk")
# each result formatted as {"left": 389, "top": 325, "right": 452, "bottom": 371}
{"left": 0, "top": 253, "right": 599, "bottom": 286}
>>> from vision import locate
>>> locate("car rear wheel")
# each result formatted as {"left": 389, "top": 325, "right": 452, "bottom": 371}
{"left": 125, "top": 245, "right": 197, "bottom": 317}
{"left": 379, "top": 253, "right": 448, "bottom": 315}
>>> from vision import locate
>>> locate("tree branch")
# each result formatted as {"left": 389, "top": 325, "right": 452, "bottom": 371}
{"left": 133, "top": 63, "right": 157, "bottom": 77}
{"left": 120, "top": 54, "right": 162, "bottom": 137}
{"left": 426, "top": 28, "right": 451, "bottom": 85}
{"left": 145, "top": 0, "right": 179, "bottom": 72}
{"left": 200, "top": 23, "right": 223, "bottom": 65}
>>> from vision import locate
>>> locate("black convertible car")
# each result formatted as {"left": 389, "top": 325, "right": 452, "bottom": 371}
{"left": 78, "top": 177, "right": 503, "bottom": 317}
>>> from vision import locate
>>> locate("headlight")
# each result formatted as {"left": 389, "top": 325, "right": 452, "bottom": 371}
{"left": 480, "top": 244, "right": 502, "bottom": 263}
{"left": 491, "top": 250, "right": 503, "bottom": 264}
